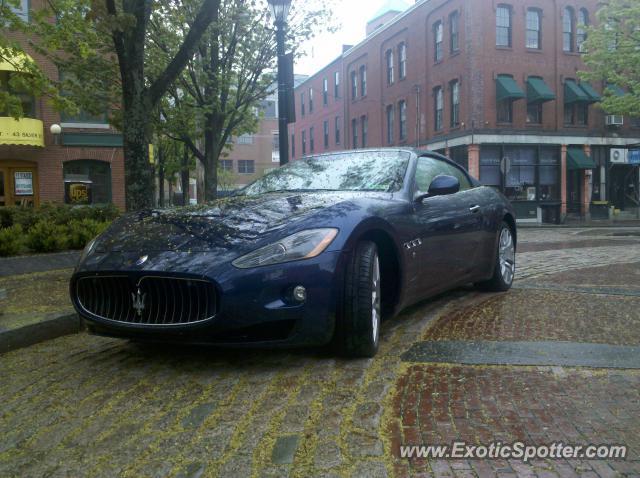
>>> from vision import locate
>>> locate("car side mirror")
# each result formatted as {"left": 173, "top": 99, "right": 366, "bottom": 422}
{"left": 427, "top": 175, "right": 460, "bottom": 197}
{"left": 415, "top": 175, "right": 461, "bottom": 202}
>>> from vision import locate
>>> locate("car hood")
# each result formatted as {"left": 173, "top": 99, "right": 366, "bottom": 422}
{"left": 96, "top": 191, "right": 378, "bottom": 253}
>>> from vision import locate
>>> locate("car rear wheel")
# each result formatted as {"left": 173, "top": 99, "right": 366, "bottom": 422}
{"left": 336, "top": 241, "right": 381, "bottom": 358}
{"left": 476, "top": 222, "right": 515, "bottom": 292}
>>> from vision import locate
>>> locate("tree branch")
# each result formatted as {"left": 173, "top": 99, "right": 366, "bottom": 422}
{"left": 148, "top": 0, "right": 220, "bottom": 106}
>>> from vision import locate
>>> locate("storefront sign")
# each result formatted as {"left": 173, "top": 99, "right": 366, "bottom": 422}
{"left": 65, "top": 181, "right": 92, "bottom": 205}
{"left": 0, "top": 117, "right": 44, "bottom": 147}
{"left": 629, "top": 149, "right": 640, "bottom": 165}
{"left": 14, "top": 171, "right": 33, "bottom": 196}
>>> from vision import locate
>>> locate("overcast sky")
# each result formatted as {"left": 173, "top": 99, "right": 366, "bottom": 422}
{"left": 295, "top": 0, "right": 413, "bottom": 76}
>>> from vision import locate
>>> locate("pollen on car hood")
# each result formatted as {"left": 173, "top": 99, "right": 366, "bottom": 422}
{"left": 96, "top": 191, "right": 366, "bottom": 253}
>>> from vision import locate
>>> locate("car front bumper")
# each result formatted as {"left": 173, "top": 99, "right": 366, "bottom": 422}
{"left": 71, "top": 250, "right": 346, "bottom": 348}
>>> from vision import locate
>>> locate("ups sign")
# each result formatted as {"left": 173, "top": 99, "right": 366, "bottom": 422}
{"left": 65, "top": 182, "right": 92, "bottom": 205}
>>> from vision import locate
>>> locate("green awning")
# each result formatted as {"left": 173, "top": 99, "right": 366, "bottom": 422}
{"left": 564, "top": 80, "right": 589, "bottom": 104}
{"left": 496, "top": 76, "right": 525, "bottom": 102}
{"left": 567, "top": 147, "right": 597, "bottom": 170}
{"left": 62, "top": 133, "right": 123, "bottom": 147}
{"left": 580, "top": 83, "right": 601, "bottom": 103}
{"left": 527, "top": 77, "right": 556, "bottom": 103}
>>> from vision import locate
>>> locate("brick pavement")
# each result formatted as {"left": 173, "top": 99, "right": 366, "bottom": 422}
{"left": 390, "top": 228, "right": 640, "bottom": 477}
{"left": 0, "top": 227, "right": 639, "bottom": 477}
{"left": 389, "top": 365, "right": 640, "bottom": 477}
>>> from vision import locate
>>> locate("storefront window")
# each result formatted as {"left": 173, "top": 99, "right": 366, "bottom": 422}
{"left": 63, "top": 160, "right": 111, "bottom": 205}
{"left": 480, "top": 146, "right": 502, "bottom": 187}
{"left": 505, "top": 146, "right": 536, "bottom": 201}
{"left": 450, "top": 146, "right": 468, "bottom": 171}
{"left": 480, "top": 145, "right": 560, "bottom": 202}
{"left": 539, "top": 146, "right": 560, "bottom": 201}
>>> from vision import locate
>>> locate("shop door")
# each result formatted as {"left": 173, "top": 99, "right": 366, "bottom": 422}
{"left": 0, "top": 168, "right": 6, "bottom": 206}
{"left": 610, "top": 165, "right": 639, "bottom": 211}
{"left": 566, "top": 170, "right": 582, "bottom": 214}
{"left": 0, "top": 164, "right": 38, "bottom": 207}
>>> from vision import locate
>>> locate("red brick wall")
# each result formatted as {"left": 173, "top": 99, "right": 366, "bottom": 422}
{"left": 225, "top": 117, "right": 280, "bottom": 187}
{"left": 289, "top": 57, "right": 345, "bottom": 158}
{"left": 1, "top": 0, "right": 126, "bottom": 210}
{"left": 293, "top": 0, "right": 640, "bottom": 151}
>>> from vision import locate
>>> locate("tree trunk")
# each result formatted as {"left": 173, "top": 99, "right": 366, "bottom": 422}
{"left": 106, "top": 0, "right": 220, "bottom": 211}
{"left": 168, "top": 182, "right": 173, "bottom": 206}
{"left": 158, "top": 144, "right": 165, "bottom": 208}
{"left": 203, "top": 115, "right": 219, "bottom": 202}
{"left": 181, "top": 145, "right": 189, "bottom": 206}
{"left": 122, "top": 99, "right": 155, "bottom": 211}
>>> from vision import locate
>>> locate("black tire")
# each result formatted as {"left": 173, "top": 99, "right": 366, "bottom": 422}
{"left": 335, "top": 241, "right": 381, "bottom": 358}
{"left": 476, "top": 221, "right": 516, "bottom": 292}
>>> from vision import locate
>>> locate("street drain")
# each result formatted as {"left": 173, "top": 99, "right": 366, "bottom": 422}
{"left": 401, "top": 340, "right": 640, "bottom": 369}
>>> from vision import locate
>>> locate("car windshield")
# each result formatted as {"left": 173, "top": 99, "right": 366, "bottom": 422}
{"left": 242, "top": 150, "right": 411, "bottom": 196}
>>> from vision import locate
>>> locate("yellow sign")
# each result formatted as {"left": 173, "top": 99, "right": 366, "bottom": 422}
{"left": 65, "top": 182, "right": 92, "bottom": 205}
{"left": 149, "top": 144, "right": 155, "bottom": 164}
{"left": 70, "top": 184, "right": 89, "bottom": 203}
{"left": 0, "top": 48, "right": 34, "bottom": 72}
{"left": 0, "top": 117, "right": 44, "bottom": 147}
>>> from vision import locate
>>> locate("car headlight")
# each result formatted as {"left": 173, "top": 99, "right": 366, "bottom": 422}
{"left": 79, "top": 237, "right": 99, "bottom": 264}
{"left": 232, "top": 228, "right": 339, "bottom": 269}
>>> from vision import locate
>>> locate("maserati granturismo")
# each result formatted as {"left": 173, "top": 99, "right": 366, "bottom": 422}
{"left": 71, "top": 149, "right": 516, "bottom": 357}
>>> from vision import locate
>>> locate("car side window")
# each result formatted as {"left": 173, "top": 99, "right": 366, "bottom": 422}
{"left": 442, "top": 163, "right": 472, "bottom": 191}
{"left": 415, "top": 157, "right": 472, "bottom": 192}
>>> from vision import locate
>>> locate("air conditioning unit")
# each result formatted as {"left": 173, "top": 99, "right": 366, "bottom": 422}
{"left": 610, "top": 148, "right": 628, "bottom": 164}
{"left": 606, "top": 115, "right": 624, "bottom": 126}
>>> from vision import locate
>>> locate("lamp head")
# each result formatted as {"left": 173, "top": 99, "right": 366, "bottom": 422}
{"left": 267, "top": 0, "right": 292, "bottom": 23}
{"left": 50, "top": 124, "right": 62, "bottom": 135}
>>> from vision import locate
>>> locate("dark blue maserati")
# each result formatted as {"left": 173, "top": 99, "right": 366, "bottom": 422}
{"left": 71, "top": 149, "right": 516, "bottom": 357}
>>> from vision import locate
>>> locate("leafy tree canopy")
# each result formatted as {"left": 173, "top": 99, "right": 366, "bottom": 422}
{"left": 581, "top": 0, "right": 640, "bottom": 117}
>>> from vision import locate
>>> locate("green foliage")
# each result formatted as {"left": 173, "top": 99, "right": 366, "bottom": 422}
{"left": 0, "top": 208, "right": 14, "bottom": 228}
{"left": 580, "top": 0, "right": 640, "bottom": 116}
{"left": 0, "top": 0, "right": 87, "bottom": 119}
{"left": 150, "top": 0, "right": 336, "bottom": 200}
{"left": 0, "top": 225, "right": 24, "bottom": 257}
{"left": 25, "top": 221, "right": 69, "bottom": 253}
{"left": 66, "top": 219, "right": 110, "bottom": 250}
{"left": 0, "top": 205, "right": 118, "bottom": 255}
{"left": 3, "top": 204, "right": 120, "bottom": 230}
{"left": 217, "top": 165, "right": 237, "bottom": 192}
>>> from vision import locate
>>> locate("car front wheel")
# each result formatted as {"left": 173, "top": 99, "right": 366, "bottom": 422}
{"left": 336, "top": 241, "right": 381, "bottom": 358}
{"left": 477, "top": 222, "right": 516, "bottom": 292}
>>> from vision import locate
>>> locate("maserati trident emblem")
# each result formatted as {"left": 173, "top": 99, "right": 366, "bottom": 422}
{"left": 135, "top": 255, "right": 149, "bottom": 266}
{"left": 132, "top": 288, "right": 146, "bottom": 316}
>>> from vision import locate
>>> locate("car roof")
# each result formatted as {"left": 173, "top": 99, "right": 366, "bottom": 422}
{"left": 304, "top": 147, "right": 449, "bottom": 162}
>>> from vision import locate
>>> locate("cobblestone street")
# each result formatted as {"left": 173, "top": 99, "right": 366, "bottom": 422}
{"left": 1, "top": 227, "right": 640, "bottom": 477}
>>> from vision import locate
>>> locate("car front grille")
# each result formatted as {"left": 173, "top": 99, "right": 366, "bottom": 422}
{"left": 76, "top": 275, "right": 217, "bottom": 326}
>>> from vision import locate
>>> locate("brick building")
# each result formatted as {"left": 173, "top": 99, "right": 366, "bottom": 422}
{"left": 290, "top": 0, "right": 640, "bottom": 222}
{"left": 1, "top": 0, "right": 125, "bottom": 210}
{"left": 219, "top": 75, "right": 308, "bottom": 191}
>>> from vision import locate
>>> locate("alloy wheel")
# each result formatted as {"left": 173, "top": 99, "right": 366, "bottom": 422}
{"left": 371, "top": 254, "right": 381, "bottom": 345}
{"left": 499, "top": 227, "right": 516, "bottom": 286}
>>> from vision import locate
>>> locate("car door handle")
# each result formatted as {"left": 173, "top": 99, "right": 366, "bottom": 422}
{"left": 469, "top": 205, "right": 481, "bottom": 213}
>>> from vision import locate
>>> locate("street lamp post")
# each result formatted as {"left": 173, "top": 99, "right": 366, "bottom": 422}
{"left": 268, "top": 0, "right": 292, "bottom": 166}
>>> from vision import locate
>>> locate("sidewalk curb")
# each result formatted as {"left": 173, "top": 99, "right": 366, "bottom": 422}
{"left": 518, "top": 223, "right": 640, "bottom": 228}
{"left": 0, "top": 312, "right": 82, "bottom": 355}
